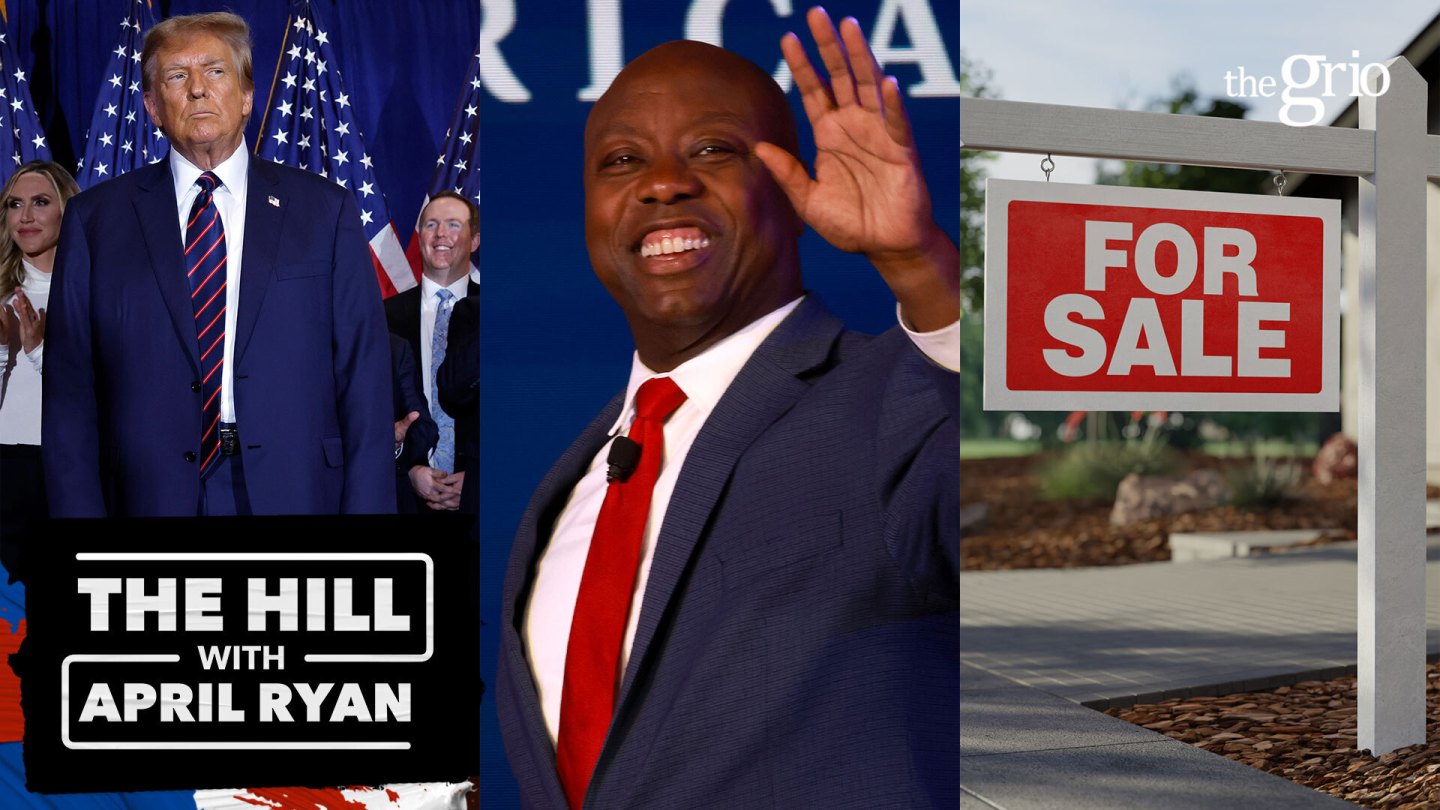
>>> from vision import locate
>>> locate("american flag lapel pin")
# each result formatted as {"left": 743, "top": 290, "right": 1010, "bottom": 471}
{"left": 268, "top": 195, "right": 280, "bottom": 207}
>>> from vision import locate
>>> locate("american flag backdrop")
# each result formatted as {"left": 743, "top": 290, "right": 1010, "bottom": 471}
{"left": 255, "top": 0, "right": 415, "bottom": 297}
{"left": 75, "top": 0, "right": 166, "bottom": 189}
{"left": 0, "top": 4, "right": 51, "bottom": 188}
{"left": 405, "top": 42, "right": 479, "bottom": 277}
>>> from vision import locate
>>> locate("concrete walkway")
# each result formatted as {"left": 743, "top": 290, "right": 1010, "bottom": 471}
{"left": 959, "top": 538, "right": 1440, "bottom": 808}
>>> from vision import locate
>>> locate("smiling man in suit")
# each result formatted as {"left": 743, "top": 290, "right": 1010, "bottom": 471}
{"left": 44, "top": 12, "right": 393, "bottom": 517}
{"left": 385, "top": 192, "right": 479, "bottom": 512}
{"left": 497, "top": 8, "right": 958, "bottom": 809}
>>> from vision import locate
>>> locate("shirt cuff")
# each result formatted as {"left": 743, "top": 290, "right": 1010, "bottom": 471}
{"left": 897, "top": 304, "right": 958, "bottom": 372}
{"left": 23, "top": 341, "right": 42, "bottom": 371}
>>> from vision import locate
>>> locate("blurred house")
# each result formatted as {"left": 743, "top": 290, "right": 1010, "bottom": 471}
{"left": 1289, "top": 12, "right": 1440, "bottom": 480}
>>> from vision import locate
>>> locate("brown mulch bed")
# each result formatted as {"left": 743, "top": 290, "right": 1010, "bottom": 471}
{"left": 1106, "top": 666, "right": 1440, "bottom": 809}
{"left": 960, "top": 452, "right": 1365, "bottom": 570}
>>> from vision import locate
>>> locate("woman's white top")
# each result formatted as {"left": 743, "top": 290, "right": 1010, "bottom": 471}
{"left": 0, "top": 261, "right": 48, "bottom": 445}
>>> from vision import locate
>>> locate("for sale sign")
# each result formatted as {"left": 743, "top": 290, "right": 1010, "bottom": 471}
{"left": 984, "top": 179, "right": 1339, "bottom": 411}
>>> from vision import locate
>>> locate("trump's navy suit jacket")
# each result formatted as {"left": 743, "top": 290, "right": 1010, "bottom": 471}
{"left": 43, "top": 158, "right": 394, "bottom": 517}
{"left": 497, "top": 297, "right": 959, "bottom": 809}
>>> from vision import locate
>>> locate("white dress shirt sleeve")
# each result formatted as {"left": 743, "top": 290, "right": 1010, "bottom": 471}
{"left": 897, "top": 304, "right": 959, "bottom": 372}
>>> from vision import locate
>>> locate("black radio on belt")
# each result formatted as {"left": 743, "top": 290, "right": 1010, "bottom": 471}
{"left": 218, "top": 425, "right": 240, "bottom": 456}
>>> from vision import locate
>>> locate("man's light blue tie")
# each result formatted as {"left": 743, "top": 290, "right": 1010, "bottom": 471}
{"left": 430, "top": 288, "right": 456, "bottom": 473}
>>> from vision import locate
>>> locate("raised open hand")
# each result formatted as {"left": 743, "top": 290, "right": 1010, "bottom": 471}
{"left": 755, "top": 8, "right": 932, "bottom": 259}
{"left": 755, "top": 7, "right": 957, "bottom": 330}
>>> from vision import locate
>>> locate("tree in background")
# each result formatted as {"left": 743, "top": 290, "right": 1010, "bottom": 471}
{"left": 960, "top": 54, "right": 995, "bottom": 438}
{"left": 959, "top": 53, "right": 993, "bottom": 314}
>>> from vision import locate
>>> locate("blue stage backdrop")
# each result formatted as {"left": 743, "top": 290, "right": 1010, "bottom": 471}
{"left": 14, "top": 0, "right": 480, "bottom": 243}
{"left": 479, "top": 1, "right": 958, "bottom": 806}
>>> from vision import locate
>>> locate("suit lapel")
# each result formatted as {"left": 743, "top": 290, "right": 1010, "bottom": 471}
{"left": 502, "top": 395, "right": 624, "bottom": 807}
{"left": 133, "top": 162, "right": 199, "bottom": 372}
{"left": 235, "top": 159, "right": 284, "bottom": 362}
{"left": 615, "top": 297, "right": 845, "bottom": 704}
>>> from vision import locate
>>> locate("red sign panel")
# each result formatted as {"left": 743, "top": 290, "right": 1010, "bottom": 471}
{"left": 984, "top": 180, "right": 1339, "bottom": 412}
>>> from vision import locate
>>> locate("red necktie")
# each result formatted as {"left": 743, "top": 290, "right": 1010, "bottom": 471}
{"left": 556, "top": 376, "right": 687, "bottom": 809}
{"left": 185, "top": 171, "right": 227, "bottom": 477}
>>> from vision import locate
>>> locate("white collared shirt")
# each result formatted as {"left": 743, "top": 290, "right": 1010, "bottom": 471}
{"left": 169, "top": 143, "right": 248, "bottom": 423}
{"left": 522, "top": 298, "right": 957, "bottom": 746}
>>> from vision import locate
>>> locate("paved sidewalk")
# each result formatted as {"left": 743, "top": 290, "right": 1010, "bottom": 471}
{"left": 959, "top": 539, "right": 1440, "bottom": 808}
{"left": 962, "top": 539, "right": 1440, "bottom": 707}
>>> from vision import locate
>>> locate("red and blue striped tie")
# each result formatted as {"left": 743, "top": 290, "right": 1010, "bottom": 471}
{"left": 185, "top": 171, "right": 227, "bottom": 477}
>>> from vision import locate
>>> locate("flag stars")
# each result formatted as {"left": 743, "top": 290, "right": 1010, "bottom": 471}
{"left": 114, "top": 45, "right": 128, "bottom": 57}
{"left": 333, "top": 150, "right": 349, "bottom": 166}
{"left": 360, "top": 154, "right": 372, "bottom": 169}
{"left": 288, "top": 44, "right": 302, "bottom": 60}
{"left": 122, "top": 140, "right": 133, "bottom": 154}
{"left": 272, "top": 128, "right": 289, "bottom": 145}
{"left": 336, "top": 93, "right": 350, "bottom": 109}
{"left": 300, "top": 106, "right": 314, "bottom": 121}
{"left": 359, "top": 180, "right": 374, "bottom": 198}
{"left": 277, "top": 100, "right": 293, "bottom": 117}
{"left": 129, "top": 81, "right": 140, "bottom": 93}
{"left": 282, "top": 72, "right": 297, "bottom": 89}
{"left": 455, "top": 159, "right": 467, "bottom": 171}
{"left": 13, "top": 69, "right": 25, "bottom": 83}
{"left": 316, "top": 30, "right": 329, "bottom": 46}
{"left": 31, "top": 134, "right": 44, "bottom": 149}
{"left": 471, "top": 76, "right": 481, "bottom": 90}
{"left": 292, "top": 17, "right": 307, "bottom": 32}
{"left": 298, "top": 134, "right": 311, "bottom": 149}
{"left": 335, "top": 177, "right": 347, "bottom": 188}
{"left": 95, "top": 162, "right": 109, "bottom": 176}
{"left": 360, "top": 210, "right": 374, "bottom": 226}
{"left": 125, "top": 110, "right": 136, "bottom": 123}
{"left": 109, "top": 74, "right": 123, "bottom": 88}
{"left": 317, "top": 60, "right": 327, "bottom": 77}
{"left": 335, "top": 122, "right": 350, "bottom": 137}
{"left": 304, "top": 49, "right": 316, "bottom": 65}
{"left": 303, "top": 78, "right": 316, "bottom": 92}
{"left": 99, "top": 132, "right": 114, "bottom": 147}
{"left": 464, "top": 104, "right": 477, "bottom": 117}
{"left": 104, "top": 103, "right": 118, "bottom": 117}
{"left": 10, "top": 99, "right": 23, "bottom": 112}
{"left": 132, "top": 50, "right": 141, "bottom": 63}
{"left": 459, "top": 131, "right": 472, "bottom": 146}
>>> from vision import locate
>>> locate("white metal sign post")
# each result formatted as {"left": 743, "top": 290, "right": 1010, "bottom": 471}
{"left": 1356, "top": 59, "right": 1428, "bottom": 752}
{"left": 962, "top": 57, "right": 1440, "bottom": 755}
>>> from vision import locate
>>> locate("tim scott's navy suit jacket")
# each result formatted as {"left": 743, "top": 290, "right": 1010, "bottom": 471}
{"left": 498, "top": 296, "right": 959, "bottom": 809}
{"left": 43, "top": 158, "right": 394, "bottom": 516}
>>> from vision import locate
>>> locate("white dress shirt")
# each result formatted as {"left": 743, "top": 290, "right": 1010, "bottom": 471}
{"left": 169, "top": 143, "right": 248, "bottom": 423}
{"left": 522, "top": 296, "right": 959, "bottom": 745}
{"left": 0, "top": 260, "right": 49, "bottom": 445}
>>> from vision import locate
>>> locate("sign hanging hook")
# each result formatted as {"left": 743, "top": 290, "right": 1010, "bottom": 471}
{"left": 1040, "top": 153, "right": 1055, "bottom": 182}
{"left": 1273, "top": 171, "right": 1287, "bottom": 196}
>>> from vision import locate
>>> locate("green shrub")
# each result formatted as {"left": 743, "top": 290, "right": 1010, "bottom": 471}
{"left": 1227, "top": 455, "right": 1302, "bottom": 508}
{"left": 1038, "top": 441, "right": 1180, "bottom": 501}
